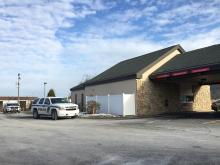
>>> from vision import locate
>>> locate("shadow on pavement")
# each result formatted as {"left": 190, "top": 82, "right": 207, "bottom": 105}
{"left": 2, "top": 112, "right": 74, "bottom": 121}
{"left": 155, "top": 111, "right": 220, "bottom": 120}
{"left": 2, "top": 111, "right": 220, "bottom": 121}
{"left": 2, "top": 113, "right": 33, "bottom": 120}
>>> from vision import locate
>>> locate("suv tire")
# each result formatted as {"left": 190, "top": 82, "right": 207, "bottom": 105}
{"left": 33, "top": 110, "right": 39, "bottom": 119}
{"left": 52, "top": 110, "right": 58, "bottom": 120}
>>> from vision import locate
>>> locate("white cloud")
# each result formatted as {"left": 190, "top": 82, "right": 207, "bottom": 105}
{"left": 0, "top": 0, "right": 109, "bottom": 96}
{"left": 152, "top": 0, "right": 220, "bottom": 32}
{"left": 62, "top": 37, "right": 164, "bottom": 82}
{"left": 179, "top": 28, "right": 220, "bottom": 51}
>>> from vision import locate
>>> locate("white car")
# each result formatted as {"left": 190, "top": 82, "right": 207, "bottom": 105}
{"left": 31, "top": 97, "right": 79, "bottom": 120}
{"left": 3, "top": 103, "right": 21, "bottom": 113}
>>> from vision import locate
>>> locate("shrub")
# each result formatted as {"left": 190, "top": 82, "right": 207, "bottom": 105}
{"left": 87, "top": 101, "right": 100, "bottom": 114}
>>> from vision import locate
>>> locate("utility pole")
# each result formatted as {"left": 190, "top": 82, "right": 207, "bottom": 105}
{"left": 17, "top": 73, "right": 21, "bottom": 105}
{"left": 44, "top": 82, "right": 47, "bottom": 97}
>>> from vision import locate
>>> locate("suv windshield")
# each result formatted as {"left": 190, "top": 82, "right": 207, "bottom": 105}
{"left": 7, "top": 103, "right": 19, "bottom": 106}
{"left": 50, "top": 98, "right": 70, "bottom": 104}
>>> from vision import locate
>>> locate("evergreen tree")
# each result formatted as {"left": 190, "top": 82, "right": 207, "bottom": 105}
{"left": 47, "top": 89, "right": 56, "bottom": 97}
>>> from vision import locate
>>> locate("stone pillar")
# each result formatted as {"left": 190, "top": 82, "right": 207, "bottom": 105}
{"left": 193, "top": 85, "right": 212, "bottom": 111}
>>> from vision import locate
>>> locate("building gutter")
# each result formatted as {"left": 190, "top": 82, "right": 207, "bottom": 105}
{"left": 85, "top": 74, "right": 136, "bottom": 87}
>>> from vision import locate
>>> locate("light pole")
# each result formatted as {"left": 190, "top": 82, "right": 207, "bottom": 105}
{"left": 44, "top": 82, "right": 47, "bottom": 97}
{"left": 17, "top": 73, "right": 21, "bottom": 105}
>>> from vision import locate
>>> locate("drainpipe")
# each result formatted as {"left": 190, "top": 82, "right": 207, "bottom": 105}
{"left": 107, "top": 94, "right": 110, "bottom": 114}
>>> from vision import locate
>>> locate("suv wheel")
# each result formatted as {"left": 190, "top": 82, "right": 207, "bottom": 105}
{"left": 52, "top": 110, "right": 58, "bottom": 120}
{"left": 33, "top": 110, "right": 39, "bottom": 119}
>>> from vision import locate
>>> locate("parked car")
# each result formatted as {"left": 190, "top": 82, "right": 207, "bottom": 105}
{"left": 3, "top": 103, "right": 21, "bottom": 113}
{"left": 211, "top": 100, "right": 220, "bottom": 111}
{"left": 31, "top": 97, "right": 79, "bottom": 120}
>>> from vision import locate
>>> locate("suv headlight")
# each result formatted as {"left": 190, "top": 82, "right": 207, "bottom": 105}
{"left": 54, "top": 106, "right": 65, "bottom": 110}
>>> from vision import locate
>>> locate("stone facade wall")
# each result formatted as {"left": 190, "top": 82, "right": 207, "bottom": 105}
{"left": 136, "top": 81, "right": 212, "bottom": 115}
{"left": 136, "top": 49, "right": 182, "bottom": 116}
{"left": 136, "top": 79, "right": 180, "bottom": 116}
{"left": 192, "top": 85, "right": 212, "bottom": 111}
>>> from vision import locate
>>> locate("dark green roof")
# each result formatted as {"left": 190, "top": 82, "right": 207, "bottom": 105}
{"left": 152, "top": 44, "right": 220, "bottom": 76}
{"left": 70, "top": 83, "right": 85, "bottom": 91}
{"left": 85, "top": 45, "right": 183, "bottom": 86}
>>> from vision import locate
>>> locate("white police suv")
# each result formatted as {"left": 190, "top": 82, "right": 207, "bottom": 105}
{"left": 31, "top": 97, "right": 79, "bottom": 120}
{"left": 3, "top": 102, "right": 21, "bottom": 113}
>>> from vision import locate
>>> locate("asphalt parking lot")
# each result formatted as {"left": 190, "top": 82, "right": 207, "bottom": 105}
{"left": 0, "top": 112, "right": 220, "bottom": 165}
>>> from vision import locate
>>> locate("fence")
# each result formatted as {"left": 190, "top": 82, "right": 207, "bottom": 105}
{"left": 86, "top": 93, "right": 135, "bottom": 116}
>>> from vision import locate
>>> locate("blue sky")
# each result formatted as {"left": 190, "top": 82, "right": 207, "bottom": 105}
{"left": 0, "top": 0, "right": 220, "bottom": 97}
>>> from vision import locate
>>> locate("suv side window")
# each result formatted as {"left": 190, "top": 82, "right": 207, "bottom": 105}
{"left": 33, "top": 98, "right": 40, "bottom": 105}
{"left": 44, "top": 98, "right": 50, "bottom": 105}
{"left": 38, "top": 98, "right": 44, "bottom": 105}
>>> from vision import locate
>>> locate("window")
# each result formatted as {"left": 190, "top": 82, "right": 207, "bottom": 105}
{"left": 7, "top": 103, "right": 19, "bottom": 106}
{"left": 164, "top": 99, "right": 168, "bottom": 107}
{"left": 180, "top": 96, "right": 194, "bottom": 103}
{"left": 44, "top": 98, "right": 50, "bottom": 105}
{"left": 81, "top": 93, "right": 84, "bottom": 107}
{"left": 75, "top": 94, "right": 77, "bottom": 104}
{"left": 38, "top": 98, "right": 45, "bottom": 104}
{"left": 50, "top": 98, "right": 69, "bottom": 104}
{"left": 33, "top": 98, "right": 40, "bottom": 105}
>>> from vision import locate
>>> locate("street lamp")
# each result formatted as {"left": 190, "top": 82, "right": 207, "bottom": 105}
{"left": 17, "top": 73, "right": 21, "bottom": 105}
{"left": 44, "top": 82, "right": 47, "bottom": 97}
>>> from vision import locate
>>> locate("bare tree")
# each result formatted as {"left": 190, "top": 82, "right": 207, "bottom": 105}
{"left": 79, "top": 74, "right": 93, "bottom": 84}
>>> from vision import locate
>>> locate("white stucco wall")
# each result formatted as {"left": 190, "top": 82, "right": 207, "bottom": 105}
{"left": 85, "top": 79, "right": 136, "bottom": 96}
{"left": 71, "top": 89, "right": 85, "bottom": 105}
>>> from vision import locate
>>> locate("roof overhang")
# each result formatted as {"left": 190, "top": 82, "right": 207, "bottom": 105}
{"left": 0, "top": 96, "right": 37, "bottom": 100}
{"left": 85, "top": 74, "right": 136, "bottom": 87}
{"left": 150, "top": 63, "right": 220, "bottom": 85}
{"left": 70, "top": 44, "right": 186, "bottom": 90}
{"left": 70, "top": 87, "right": 85, "bottom": 92}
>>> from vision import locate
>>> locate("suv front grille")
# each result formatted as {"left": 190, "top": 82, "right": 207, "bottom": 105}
{"left": 66, "top": 107, "right": 77, "bottom": 111}
{"left": 10, "top": 107, "right": 19, "bottom": 110}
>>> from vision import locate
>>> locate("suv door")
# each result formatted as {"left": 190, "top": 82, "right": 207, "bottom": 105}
{"left": 43, "top": 98, "right": 51, "bottom": 115}
{"left": 37, "top": 98, "right": 45, "bottom": 115}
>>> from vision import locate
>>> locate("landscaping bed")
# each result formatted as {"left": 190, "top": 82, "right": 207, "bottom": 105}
{"left": 78, "top": 112, "right": 138, "bottom": 119}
